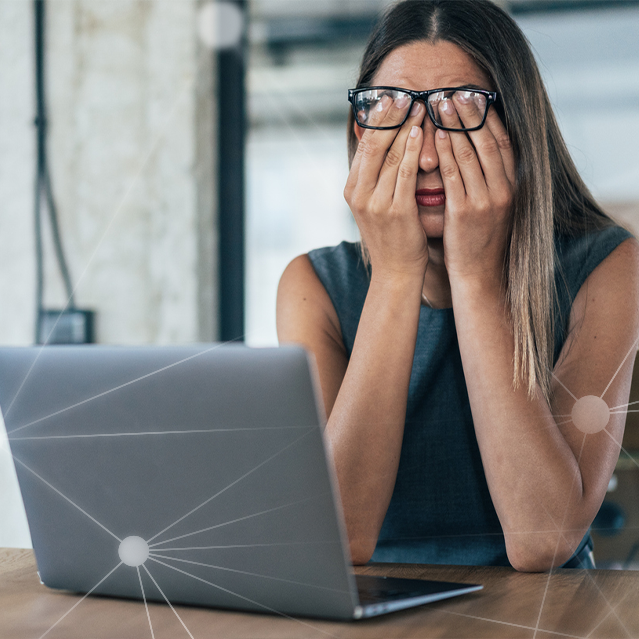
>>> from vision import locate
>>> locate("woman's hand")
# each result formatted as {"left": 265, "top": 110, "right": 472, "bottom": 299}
{"left": 344, "top": 98, "right": 429, "bottom": 281}
{"left": 435, "top": 95, "right": 516, "bottom": 285}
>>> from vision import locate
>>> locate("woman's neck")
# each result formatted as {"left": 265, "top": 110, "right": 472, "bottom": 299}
{"left": 423, "top": 239, "right": 452, "bottom": 308}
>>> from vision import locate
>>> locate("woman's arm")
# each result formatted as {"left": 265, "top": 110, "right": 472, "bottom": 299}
{"left": 277, "top": 103, "right": 430, "bottom": 564}
{"left": 277, "top": 256, "right": 422, "bottom": 564}
{"left": 435, "top": 91, "right": 639, "bottom": 572}
{"left": 451, "top": 238, "right": 639, "bottom": 572}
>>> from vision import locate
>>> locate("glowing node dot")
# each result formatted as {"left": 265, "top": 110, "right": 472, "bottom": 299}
{"left": 197, "top": 1, "right": 244, "bottom": 50}
{"left": 571, "top": 395, "right": 610, "bottom": 434}
{"left": 118, "top": 536, "right": 149, "bottom": 567}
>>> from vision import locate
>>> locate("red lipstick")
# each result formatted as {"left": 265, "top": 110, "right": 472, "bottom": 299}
{"left": 416, "top": 188, "right": 446, "bottom": 207}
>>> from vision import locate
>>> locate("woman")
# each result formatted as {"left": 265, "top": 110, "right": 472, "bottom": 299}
{"left": 276, "top": 0, "right": 639, "bottom": 571}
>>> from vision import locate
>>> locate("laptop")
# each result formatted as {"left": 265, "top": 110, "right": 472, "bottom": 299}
{"left": 0, "top": 344, "right": 482, "bottom": 620}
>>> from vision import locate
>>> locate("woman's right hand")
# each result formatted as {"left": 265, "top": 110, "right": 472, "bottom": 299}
{"left": 344, "top": 98, "right": 429, "bottom": 281}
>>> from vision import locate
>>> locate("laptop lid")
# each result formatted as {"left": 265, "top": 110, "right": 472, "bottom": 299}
{"left": 0, "top": 344, "right": 481, "bottom": 622}
{"left": 1, "top": 344, "right": 364, "bottom": 620}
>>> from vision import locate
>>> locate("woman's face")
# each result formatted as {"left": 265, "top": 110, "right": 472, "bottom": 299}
{"left": 358, "top": 40, "right": 493, "bottom": 239}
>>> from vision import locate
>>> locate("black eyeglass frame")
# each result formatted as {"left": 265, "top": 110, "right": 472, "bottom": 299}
{"left": 348, "top": 86, "right": 499, "bottom": 132}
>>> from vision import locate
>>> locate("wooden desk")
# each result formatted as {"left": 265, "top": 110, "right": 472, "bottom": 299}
{"left": 1, "top": 548, "right": 638, "bottom": 638}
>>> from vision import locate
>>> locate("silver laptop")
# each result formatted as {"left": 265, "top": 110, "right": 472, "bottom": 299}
{"left": 0, "top": 344, "right": 481, "bottom": 620}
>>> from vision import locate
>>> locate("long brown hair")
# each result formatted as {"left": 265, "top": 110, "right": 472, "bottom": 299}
{"left": 348, "top": 0, "right": 614, "bottom": 401}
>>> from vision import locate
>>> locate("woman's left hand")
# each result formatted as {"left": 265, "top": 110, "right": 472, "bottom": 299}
{"left": 435, "top": 95, "right": 516, "bottom": 285}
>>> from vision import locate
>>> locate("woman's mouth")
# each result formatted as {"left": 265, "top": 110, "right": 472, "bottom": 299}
{"left": 416, "top": 188, "right": 446, "bottom": 207}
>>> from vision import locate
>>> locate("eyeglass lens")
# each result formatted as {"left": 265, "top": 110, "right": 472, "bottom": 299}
{"left": 353, "top": 89, "right": 489, "bottom": 130}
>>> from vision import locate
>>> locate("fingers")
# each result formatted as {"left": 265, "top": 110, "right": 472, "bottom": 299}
{"left": 436, "top": 97, "right": 487, "bottom": 198}
{"left": 393, "top": 123, "right": 424, "bottom": 208}
{"left": 376, "top": 101, "right": 426, "bottom": 197}
{"left": 449, "top": 93, "right": 515, "bottom": 190}
{"left": 451, "top": 90, "right": 486, "bottom": 131}
{"left": 346, "top": 94, "right": 410, "bottom": 196}
{"left": 436, "top": 96, "right": 515, "bottom": 201}
{"left": 483, "top": 107, "right": 516, "bottom": 186}
{"left": 345, "top": 96, "right": 395, "bottom": 198}
{"left": 434, "top": 126, "right": 465, "bottom": 209}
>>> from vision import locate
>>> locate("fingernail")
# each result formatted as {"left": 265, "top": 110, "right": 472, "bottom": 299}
{"left": 477, "top": 94, "right": 486, "bottom": 108}
{"left": 410, "top": 102, "right": 422, "bottom": 116}
{"left": 437, "top": 129, "right": 447, "bottom": 139}
{"left": 376, "top": 101, "right": 384, "bottom": 112}
{"left": 410, "top": 126, "right": 420, "bottom": 138}
{"left": 395, "top": 95, "right": 410, "bottom": 109}
{"left": 441, "top": 99, "right": 453, "bottom": 114}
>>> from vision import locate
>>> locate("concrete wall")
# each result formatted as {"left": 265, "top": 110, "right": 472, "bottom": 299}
{"left": 0, "top": 0, "right": 218, "bottom": 547}
{"left": 0, "top": 0, "right": 36, "bottom": 346}
{"left": 1, "top": 0, "right": 217, "bottom": 346}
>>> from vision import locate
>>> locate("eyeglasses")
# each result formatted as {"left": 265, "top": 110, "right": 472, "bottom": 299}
{"left": 348, "top": 86, "right": 498, "bottom": 132}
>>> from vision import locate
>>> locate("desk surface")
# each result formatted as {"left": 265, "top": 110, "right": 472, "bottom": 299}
{"left": 1, "top": 548, "right": 638, "bottom": 638}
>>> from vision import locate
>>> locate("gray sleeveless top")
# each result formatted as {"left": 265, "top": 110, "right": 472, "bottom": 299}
{"left": 308, "top": 225, "right": 632, "bottom": 567}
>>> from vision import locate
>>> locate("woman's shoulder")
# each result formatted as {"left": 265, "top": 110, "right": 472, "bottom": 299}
{"left": 306, "top": 241, "right": 370, "bottom": 295}
{"left": 553, "top": 223, "right": 639, "bottom": 361}
{"left": 278, "top": 242, "right": 369, "bottom": 358}
{"left": 555, "top": 223, "right": 634, "bottom": 258}
{"left": 554, "top": 223, "right": 636, "bottom": 298}
{"left": 307, "top": 241, "right": 366, "bottom": 273}
{"left": 279, "top": 241, "right": 368, "bottom": 302}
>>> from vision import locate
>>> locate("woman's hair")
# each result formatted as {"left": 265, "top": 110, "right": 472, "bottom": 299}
{"left": 348, "top": 0, "right": 614, "bottom": 402}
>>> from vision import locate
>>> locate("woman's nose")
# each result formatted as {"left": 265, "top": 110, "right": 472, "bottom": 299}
{"left": 418, "top": 116, "right": 440, "bottom": 174}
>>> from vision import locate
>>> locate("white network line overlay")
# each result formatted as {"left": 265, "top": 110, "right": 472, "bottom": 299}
{"left": 1, "top": 62, "right": 638, "bottom": 639}
{"left": 2, "top": 328, "right": 637, "bottom": 639}
{"left": 11, "top": 425, "right": 344, "bottom": 639}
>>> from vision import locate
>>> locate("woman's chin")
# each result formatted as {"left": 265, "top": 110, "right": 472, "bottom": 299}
{"left": 419, "top": 208, "right": 445, "bottom": 239}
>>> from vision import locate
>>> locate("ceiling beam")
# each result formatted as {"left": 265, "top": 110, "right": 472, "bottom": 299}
{"left": 508, "top": 0, "right": 639, "bottom": 13}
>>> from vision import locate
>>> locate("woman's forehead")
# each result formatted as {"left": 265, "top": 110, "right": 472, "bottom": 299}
{"left": 372, "top": 40, "right": 492, "bottom": 91}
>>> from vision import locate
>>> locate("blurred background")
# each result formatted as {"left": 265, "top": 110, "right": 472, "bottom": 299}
{"left": 0, "top": 0, "right": 638, "bottom": 563}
